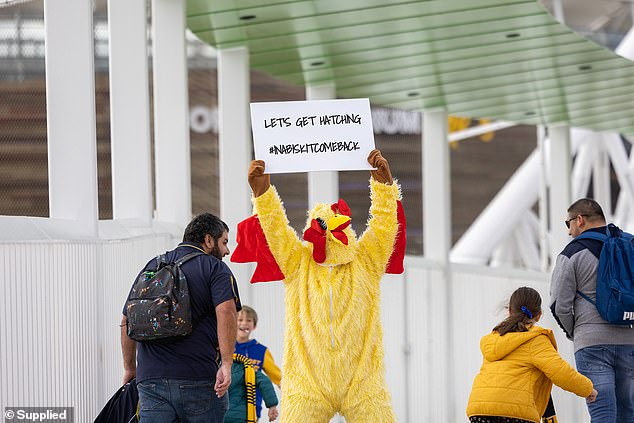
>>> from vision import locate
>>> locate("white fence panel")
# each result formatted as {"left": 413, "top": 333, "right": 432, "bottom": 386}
{"left": 0, "top": 235, "right": 172, "bottom": 421}
{"left": 0, "top": 239, "right": 591, "bottom": 422}
{"left": 0, "top": 242, "right": 99, "bottom": 420}
{"left": 381, "top": 272, "right": 407, "bottom": 423}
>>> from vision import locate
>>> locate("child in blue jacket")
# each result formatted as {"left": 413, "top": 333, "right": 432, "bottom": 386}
{"left": 234, "top": 306, "right": 282, "bottom": 420}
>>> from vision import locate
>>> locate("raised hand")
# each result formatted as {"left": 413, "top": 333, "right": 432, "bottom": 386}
{"left": 248, "top": 160, "right": 271, "bottom": 197}
{"left": 368, "top": 149, "right": 393, "bottom": 185}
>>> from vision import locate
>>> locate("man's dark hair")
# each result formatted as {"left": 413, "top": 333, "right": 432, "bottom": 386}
{"left": 568, "top": 198, "right": 606, "bottom": 223}
{"left": 183, "top": 213, "right": 229, "bottom": 244}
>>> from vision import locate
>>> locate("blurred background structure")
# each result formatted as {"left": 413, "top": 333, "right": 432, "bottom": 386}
{"left": 1, "top": 1, "right": 633, "bottom": 421}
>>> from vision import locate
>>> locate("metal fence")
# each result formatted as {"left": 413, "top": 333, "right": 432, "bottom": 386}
{"left": 0, "top": 7, "right": 48, "bottom": 217}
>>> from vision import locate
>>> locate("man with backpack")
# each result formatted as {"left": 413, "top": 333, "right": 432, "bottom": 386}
{"left": 120, "top": 213, "right": 242, "bottom": 423}
{"left": 550, "top": 198, "right": 634, "bottom": 423}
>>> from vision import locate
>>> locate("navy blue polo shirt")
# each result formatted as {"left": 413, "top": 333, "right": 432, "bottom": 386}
{"left": 123, "top": 243, "right": 241, "bottom": 383}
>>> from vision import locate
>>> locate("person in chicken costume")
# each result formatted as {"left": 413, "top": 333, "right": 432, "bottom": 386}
{"left": 232, "top": 149, "right": 405, "bottom": 422}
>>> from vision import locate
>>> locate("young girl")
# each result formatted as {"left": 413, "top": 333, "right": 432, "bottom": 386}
{"left": 467, "top": 286, "right": 598, "bottom": 423}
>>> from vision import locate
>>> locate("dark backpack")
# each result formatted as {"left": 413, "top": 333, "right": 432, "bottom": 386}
{"left": 125, "top": 251, "right": 204, "bottom": 342}
{"left": 575, "top": 224, "right": 634, "bottom": 325}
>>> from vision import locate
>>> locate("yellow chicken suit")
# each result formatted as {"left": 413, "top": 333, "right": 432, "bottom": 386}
{"left": 249, "top": 153, "right": 400, "bottom": 422}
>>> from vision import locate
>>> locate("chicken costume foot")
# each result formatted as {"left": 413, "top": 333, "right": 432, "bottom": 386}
{"left": 248, "top": 150, "right": 400, "bottom": 423}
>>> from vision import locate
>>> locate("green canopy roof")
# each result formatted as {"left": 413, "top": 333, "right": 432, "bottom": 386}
{"left": 187, "top": 0, "right": 634, "bottom": 135}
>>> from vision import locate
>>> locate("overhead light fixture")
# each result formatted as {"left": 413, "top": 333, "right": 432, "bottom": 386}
{"left": 578, "top": 65, "right": 592, "bottom": 71}
{"left": 310, "top": 61, "right": 325, "bottom": 67}
{"left": 505, "top": 33, "right": 520, "bottom": 39}
{"left": 239, "top": 15, "right": 256, "bottom": 21}
{"left": 407, "top": 92, "right": 419, "bottom": 97}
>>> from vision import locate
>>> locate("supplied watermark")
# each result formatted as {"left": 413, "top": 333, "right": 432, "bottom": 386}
{"left": 4, "top": 407, "right": 73, "bottom": 422}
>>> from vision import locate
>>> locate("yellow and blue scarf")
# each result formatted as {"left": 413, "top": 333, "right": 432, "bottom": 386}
{"left": 233, "top": 353, "right": 256, "bottom": 423}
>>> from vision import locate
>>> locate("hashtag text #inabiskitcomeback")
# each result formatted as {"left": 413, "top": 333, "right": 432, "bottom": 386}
{"left": 269, "top": 141, "right": 360, "bottom": 155}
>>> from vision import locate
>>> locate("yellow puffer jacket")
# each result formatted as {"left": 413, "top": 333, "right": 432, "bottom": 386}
{"left": 253, "top": 179, "right": 400, "bottom": 423}
{"left": 467, "top": 325, "right": 593, "bottom": 423}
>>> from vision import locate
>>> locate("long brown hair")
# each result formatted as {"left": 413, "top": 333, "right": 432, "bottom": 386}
{"left": 493, "top": 286, "right": 541, "bottom": 336}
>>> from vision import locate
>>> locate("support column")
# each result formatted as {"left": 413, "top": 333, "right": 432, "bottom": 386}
{"left": 571, "top": 137, "right": 593, "bottom": 199}
{"left": 151, "top": 0, "right": 191, "bottom": 228}
{"left": 218, "top": 47, "right": 252, "bottom": 299}
{"left": 592, "top": 138, "right": 612, "bottom": 220}
{"left": 491, "top": 236, "right": 518, "bottom": 268}
{"left": 44, "top": 0, "right": 98, "bottom": 237}
{"left": 552, "top": 0, "right": 565, "bottom": 24}
{"left": 537, "top": 126, "right": 550, "bottom": 271}
{"left": 615, "top": 24, "right": 634, "bottom": 61}
{"left": 514, "top": 217, "right": 541, "bottom": 270}
{"left": 548, "top": 125, "right": 572, "bottom": 266}
{"left": 306, "top": 84, "right": 338, "bottom": 205}
{"left": 108, "top": 0, "right": 152, "bottom": 225}
{"left": 423, "top": 110, "right": 451, "bottom": 262}
{"left": 606, "top": 133, "right": 634, "bottom": 227}
{"left": 422, "top": 109, "right": 453, "bottom": 422}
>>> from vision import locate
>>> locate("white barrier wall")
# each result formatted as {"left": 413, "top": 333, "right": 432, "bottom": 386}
{"left": 0, "top": 238, "right": 590, "bottom": 422}
{"left": 0, "top": 234, "right": 172, "bottom": 422}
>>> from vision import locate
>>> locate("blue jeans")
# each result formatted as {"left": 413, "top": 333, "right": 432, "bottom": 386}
{"left": 137, "top": 378, "right": 228, "bottom": 423}
{"left": 575, "top": 345, "right": 634, "bottom": 423}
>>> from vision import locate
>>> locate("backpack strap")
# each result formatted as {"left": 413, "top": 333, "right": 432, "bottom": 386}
{"left": 169, "top": 251, "right": 207, "bottom": 328}
{"left": 574, "top": 231, "right": 607, "bottom": 243}
{"left": 153, "top": 253, "right": 168, "bottom": 271}
{"left": 576, "top": 290, "right": 596, "bottom": 306}
{"left": 176, "top": 251, "right": 206, "bottom": 266}
{"left": 573, "top": 231, "right": 607, "bottom": 306}
{"left": 606, "top": 223, "right": 634, "bottom": 240}
{"left": 154, "top": 251, "right": 205, "bottom": 270}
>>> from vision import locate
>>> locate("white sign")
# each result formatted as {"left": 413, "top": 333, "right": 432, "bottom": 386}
{"left": 250, "top": 98, "right": 375, "bottom": 174}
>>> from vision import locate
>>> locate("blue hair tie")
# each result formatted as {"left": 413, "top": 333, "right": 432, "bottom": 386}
{"left": 520, "top": 306, "right": 533, "bottom": 319}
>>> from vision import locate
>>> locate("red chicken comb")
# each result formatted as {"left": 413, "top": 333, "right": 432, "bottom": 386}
{"left": 331, "top": 199, "right": 351, "bottom": 217}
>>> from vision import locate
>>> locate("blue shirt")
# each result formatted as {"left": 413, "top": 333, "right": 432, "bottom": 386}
{"left": 124, "top": 243, "right": 241, "bottom": 382}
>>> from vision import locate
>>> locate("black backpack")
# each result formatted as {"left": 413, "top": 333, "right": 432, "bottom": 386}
{"left": 125, "top": 251, "right": 204, "bottom": 342}
{"left": 94, "top": 379, "right": 139, "bottom": 423}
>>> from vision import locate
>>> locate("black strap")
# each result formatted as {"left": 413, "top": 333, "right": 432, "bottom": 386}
{"left": 155, "top": 251, "right": 205, "bottom": 270}
{"left": 542, "top": 394, "right": 556, "bottom": 420}
{"left": 176, "top": 251, "right": 206, "bottom": 266}
{"left": 154, "top": 253, "right": 167, "bottom": 270}
{"left": 576, "top": 290, "right": 596, "bottom": 306}
{"left": 175, "top": 251, "right": 207, "bottom": 329}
